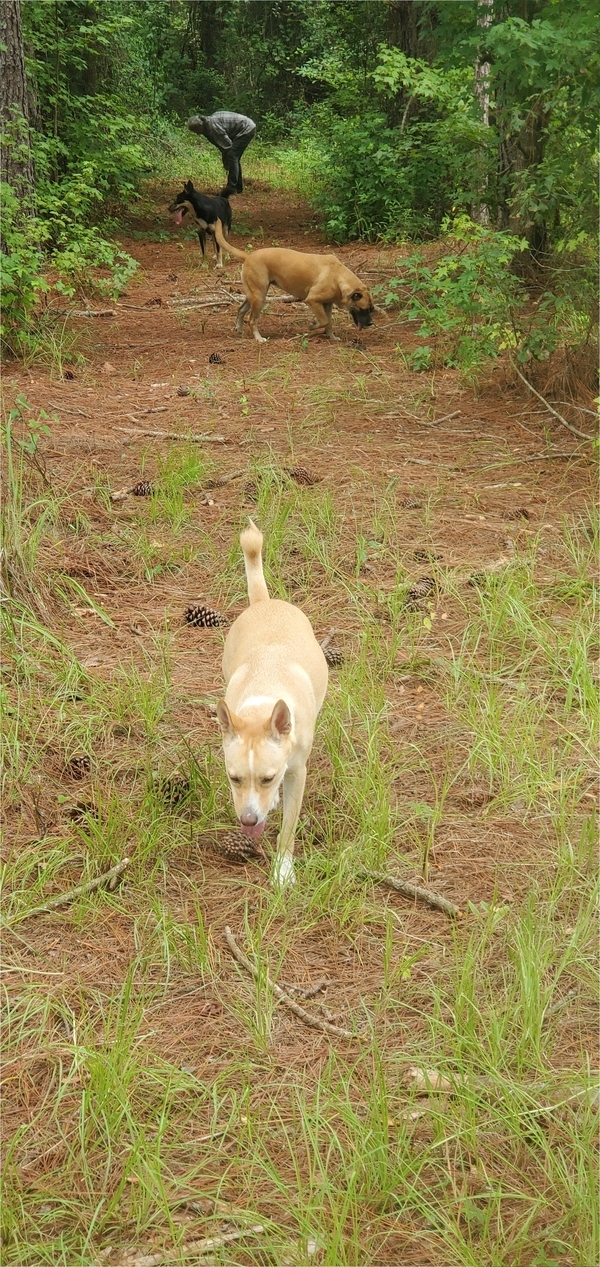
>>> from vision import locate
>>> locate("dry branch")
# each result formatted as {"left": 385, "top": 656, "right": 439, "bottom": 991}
{"left": 415, "top": 410, "right": 461, "bottom": 428}
{"left": 362, "top": 870, "right": 462, "bottom": 919}
{"left": 510, "top": 361, "right": 594, "bottom": 442}
{"left": 113, "top": 427, "right": 226, "bottom": 443}
{"left": 111, "top": 1224, "right": 265, "bottom": 1267}
{"left": 9, "top": 858, "right": 131, "bottom": 925}
{"left": 224, "top": 926, "right": 358, "bottom": 1040}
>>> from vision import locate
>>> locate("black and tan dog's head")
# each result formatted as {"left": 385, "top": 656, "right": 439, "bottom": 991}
{"left": 342, "top": 282, "right": 375, "bottom": 329}
{"left": 168, "top": 180, "right": 196, "bottom": 227}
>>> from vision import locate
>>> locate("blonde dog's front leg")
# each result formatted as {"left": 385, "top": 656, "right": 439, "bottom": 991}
{"left": 272, "top": 764, "right": 307, "bottom": 888}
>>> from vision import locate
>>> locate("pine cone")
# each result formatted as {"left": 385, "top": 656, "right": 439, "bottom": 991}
{"left": 167, "top": 272, "right": 178, "bottom": 282}
{"left": 184, "top": 604, "right": 229, "bottom": 628}
{"left": 68, "top": 799, "right": 97, "bottom": 822}
{"left": 63, "top": 369, "right": 75, "bottom": 381}
{"left": 413, "top": 549, "right": 440, "bottom": 563}
{"left": 157, "top": 774, "right": 190, "bottom": 805}
{"left": 144, "top": 296, "right": 162, "bottom": 308}
{"left": 286, "top": 466, "right": 321, "bottom": 486}
{"left": 401, "top": 497, "right": 422, "bottom": 509}
{"left": 324, "top": 646, "right": 344, "bottom": 667}
{"left": 177, "top": 384, "right": 191, "bottom": 397}
{"left": 243, "top": 480, "right": 258, "bottom": 502}
{"left": 131, "top": 480, "right": 153, "bottom": 497}
{"left": 204, "top": 831, "right": 264, "bottom": 863}
{"left": 209, "top": 352, "right": 224, "bottom": 365}
{"left": 504, "top": 507, "right": 530, "bottom": 520}
{"left": 64, "top": 755, "right": 91, "bottom": 780}
{"left": 405, "top": 576, "right": 436, "bottom": 608}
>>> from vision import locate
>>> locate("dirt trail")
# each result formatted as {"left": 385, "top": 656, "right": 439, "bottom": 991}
{"left": 4, "top": 177, "right": 594, "bottom": 888}
{"left": 2, "top": 178, "right": 597, "bottom": 1267}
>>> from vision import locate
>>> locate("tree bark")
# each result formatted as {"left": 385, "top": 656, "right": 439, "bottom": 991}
{"left": 0, "top": 0, "right": 34, "bottom": 202}
{"left": 386, "top": 0, "right": 420, "bottom": 58}
{"left": 473, "top": 0, "right": 493, "bottom": 225}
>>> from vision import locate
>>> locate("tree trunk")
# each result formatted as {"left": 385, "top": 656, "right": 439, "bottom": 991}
{"left": 0, "top": 0, "right": 35, "bottom": 202}
{"left": 386, "top": 0, "right": 420, "bottom": 58}
{"left": 472, "top": 0, "right": 493, "bottom": 225}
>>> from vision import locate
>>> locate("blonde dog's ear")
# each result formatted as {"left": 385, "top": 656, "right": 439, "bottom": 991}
{"left": 269, "top": 699, "right": 292, "bottom": 739}
{"left": 216, "top": 700, "right": 236, "bottom": 737}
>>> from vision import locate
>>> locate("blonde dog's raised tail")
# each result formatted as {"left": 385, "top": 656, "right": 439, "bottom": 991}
{"left": 240, "top": 519, "right": 269, "bottom": 604}
{"left": 214, "top": 218, "right": 246, "bottom": 261}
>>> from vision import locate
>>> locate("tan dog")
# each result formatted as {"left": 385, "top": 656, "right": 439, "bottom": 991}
{"left": 214, "top": 220, "right": 374, "bottom": 343}
{"left": 216, "top": 521, "right": 328, "bottom": 887}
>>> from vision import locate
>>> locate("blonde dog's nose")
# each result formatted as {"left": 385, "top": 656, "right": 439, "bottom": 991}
{"left": 240, "top": 810, "right": 258, "bottom": 827}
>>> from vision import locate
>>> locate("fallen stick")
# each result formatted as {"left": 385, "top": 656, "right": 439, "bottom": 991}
{"left": 224, "top": 926, "right": 358, "bottom": 1040}
{"left": 113, "top": 1224, "right": 265, "bottom": 1267}
{"left": 204, "top": 468, "right": 245, "bottom": 488}
{"left": 66, "top": 308, "right": 116, "bottom": 318}
{"left": 114, "top": 427, "right": 226, "bottom": 444}
{"left": 510, "top": 361, "right": 593, "bottom": 442}
{"left": 9, "top": 858, "right": 131, "bottom": 925}
{"left": 281, "top": 978, "right": 332, "bottom": 999}
{"left": 362, "top": 870, "right": 462, "bottom": 920}
{"left": 415, "top": 410, "right": 461, "bottom": 428}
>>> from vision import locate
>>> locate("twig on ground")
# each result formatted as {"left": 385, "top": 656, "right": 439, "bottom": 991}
{"left": 8, "top": 858, "right": 131, "bottom": 925}
{"left": 281, "top": 978, "right": 332, "bottom": 999}
{"left": 48, "top": 404, "right": 91, "bottom": 418}
{"left": 65, "top": 308, "right": 116, "bottom": 318}
{"left": 319, "top": 628, "right": 338, "bottom": 652}
{"left": 224, "top": 927, "right": 358, "bottom": 1040}
{"left": 362, "top": 870, "right": 462, "bottom": 920}
{"left": 556, "top": 402, "right": 599, "bottom": 417}
{"left": 204, "top": 468, "right": 245, "bottom": 488}
{"left": 114, "top": 427, "right": 226, "bottom": 443}
{"left": 415, "top": 410, "right": 461, "bottom": 428}
{"left": 111, "top": 1224, "right": 265, "bottom": 1267}
{"left": 510, "top": 361, "right": 594, "bottom": 442}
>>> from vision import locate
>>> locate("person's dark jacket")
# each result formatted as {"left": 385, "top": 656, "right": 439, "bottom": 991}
{"left": 188, "top": 112, "right": 256, "bottom": 152}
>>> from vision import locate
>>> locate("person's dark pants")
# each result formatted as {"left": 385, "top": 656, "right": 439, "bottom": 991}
{"left": 220, "top": 128, "right": 256, "bottom": 194}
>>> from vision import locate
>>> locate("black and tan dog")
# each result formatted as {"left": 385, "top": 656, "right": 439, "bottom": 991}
{"left": 214, "top": 220, "right": 374, "bottom": 341}
{"left": 169, "top": 180, "right": 232, "bottom": 268}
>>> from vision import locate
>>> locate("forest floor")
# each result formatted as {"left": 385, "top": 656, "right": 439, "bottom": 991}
{"left": 2, "top": 174, "right": 598, "bottom": 1267}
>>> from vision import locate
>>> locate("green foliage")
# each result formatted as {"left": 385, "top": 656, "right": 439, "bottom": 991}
{"left": 0, "top": 187, "right": 49, "bottom": 358}
{"left": 375, "top": 215, "right": 571, "bottom": 381}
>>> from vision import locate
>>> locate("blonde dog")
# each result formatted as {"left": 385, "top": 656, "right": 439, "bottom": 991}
{"left": 216, "top": 521, "right": 328, "bottom": 887}
{"left": 214, "top": 220, "right": 374, "bottom": 343}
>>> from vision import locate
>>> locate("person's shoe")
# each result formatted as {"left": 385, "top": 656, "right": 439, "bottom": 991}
{"left": 188, "top": 116, "right": 205, "bottom": 134}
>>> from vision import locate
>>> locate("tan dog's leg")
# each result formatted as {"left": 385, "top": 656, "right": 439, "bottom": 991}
{"left": 272, "top": 763, "right": 307, "bottom": 887}
{"left": 235, "top": 298, "right": 251, "bottom": 334}
{"left": 249, "top": 298, "right": 267, "bottom": 344}
{"left": 305, "top": 298, "right": 334, "bottom": 338}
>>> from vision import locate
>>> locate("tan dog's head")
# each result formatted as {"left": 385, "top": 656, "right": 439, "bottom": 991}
{"left": 216, "top": 699, "right": 293, "bottom": 838}
{"left": 342, "top": 281, "right": 374, "bottom": 329}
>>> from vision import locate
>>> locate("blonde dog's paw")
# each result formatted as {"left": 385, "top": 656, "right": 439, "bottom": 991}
{"left": 272, "top": 854, "right": 296, "bottom": 888}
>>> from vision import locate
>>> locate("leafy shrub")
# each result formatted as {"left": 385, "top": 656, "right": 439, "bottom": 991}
{"left": 375, "top": 216, "right": 569, "bottom": 381}
{"left": 297, "top": 48, "right": 489, "bottom": 242}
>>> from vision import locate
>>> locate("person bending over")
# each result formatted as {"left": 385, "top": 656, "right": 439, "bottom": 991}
{"left": 188, "top": 111, "right": 256, "bottom": 196}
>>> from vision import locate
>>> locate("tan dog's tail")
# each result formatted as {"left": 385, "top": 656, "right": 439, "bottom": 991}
{"left": 240, "top": 519, "right": 269, "bottom": 604}
{"left": 214, "top": 219, "right": 246, "bottom": 261}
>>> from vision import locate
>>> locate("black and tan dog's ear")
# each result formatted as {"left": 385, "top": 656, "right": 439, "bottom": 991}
{"left": 216, "top": 700, "right": 236, "bottom": 737}
{"left": 185, "top": 179, "right": 195, "bottom": 194}
{"left": 269, "top": 699, "right": 292, "bottom": 739}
